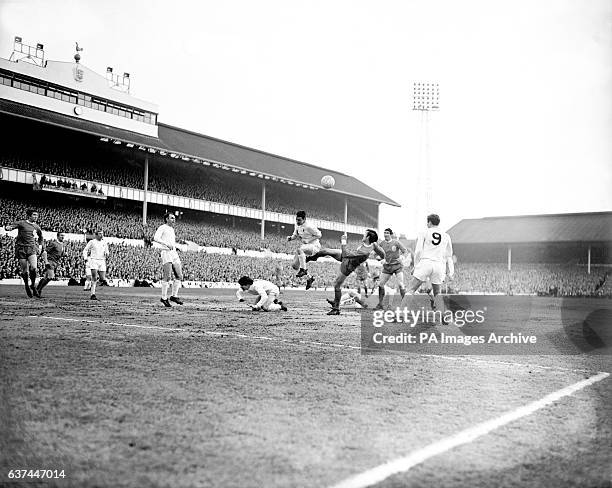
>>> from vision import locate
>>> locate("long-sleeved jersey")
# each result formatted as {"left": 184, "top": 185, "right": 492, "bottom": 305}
{"left": 245, "top": 279, "right": 280, "bottom": 307}
{"left": 153, "top": 224, "right": 176, "bottom": 250}
{"left": 291, "top": 222, "right": 322, "bottom": 245}
{"left": 11, "top": 220, "right": 43, "bottom": 248}
{"left": 46, "top": 240, "right": 65, "bottom": 263}
{"left": 83, "top": 239, "right": 109, "bottom": 261}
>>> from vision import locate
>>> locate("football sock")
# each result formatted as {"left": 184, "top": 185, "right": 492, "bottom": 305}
{"left": 161, "top": 281, "right": 170, "bottom": 300}
{"left": 378, "top": 286, "right": 385, "bottom": 306}
{"left": 29, "top": 269, "right": 37, "bottom": 287}
{"left": 21, "top": 272, "right": 29, "bottom": 287}
{"left": 399, "top": 287, "right": 406, "bottom": 298}
{"left": 171, "top": 280, "right": 181, "bottom": 297}
{"left": 334, "top": 288, "right": 342, "bottom": 309}
{"left": 90, "top": 280, "right": 96, "bottom": 295}
{"left": 38, "top": 277, "right": 50, "bottom": 291}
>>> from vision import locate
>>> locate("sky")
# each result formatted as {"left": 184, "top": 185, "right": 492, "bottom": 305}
{"left": 1, "top": 0, "right": 611, "bottom": 236}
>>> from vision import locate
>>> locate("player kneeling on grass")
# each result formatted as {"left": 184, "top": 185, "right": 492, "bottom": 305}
{"left": 237, "top": 276, "right": 287, "bottom": 312}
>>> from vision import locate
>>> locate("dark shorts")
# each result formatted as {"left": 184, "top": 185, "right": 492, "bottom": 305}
{"left": 15, "top": 245, "right": 37, "bottom": 260}
{"left": 382, "top": 262, "right": 403, "bottom": 275}
{"left": 45, "top": 261, "right": 58, "bottom": 271}
{"left": 340, "top": 257, "right": 365, "bottom": 277}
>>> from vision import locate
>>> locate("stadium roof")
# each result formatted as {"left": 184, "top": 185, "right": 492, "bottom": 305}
{"left": 0, "top": 99, "right": 400, "bottom": 206}
{"left": 448, "top": 212, "right": 612, "bottom": 244}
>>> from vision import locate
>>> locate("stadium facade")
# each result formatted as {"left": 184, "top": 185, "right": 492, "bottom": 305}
{"left": 0, "top": 38, "right": 399, "bottom": 244}
{"left": 448, "top": 212, "right": 612, "bottom": 272}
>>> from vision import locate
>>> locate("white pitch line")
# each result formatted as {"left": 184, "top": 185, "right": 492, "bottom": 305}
{"left": 328, "top": 371, "right": 610, "bottom": 488}
{"left": 28, "top": 315, "right": 605, "bottom": 375}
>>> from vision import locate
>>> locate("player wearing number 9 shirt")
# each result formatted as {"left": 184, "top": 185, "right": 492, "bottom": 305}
{"left": 404, "top": 214, "right": 454, "bottom": 313}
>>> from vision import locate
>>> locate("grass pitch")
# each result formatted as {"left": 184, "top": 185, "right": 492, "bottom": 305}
{"left": 1, "top": 286, "right": 610, "bottom": 488}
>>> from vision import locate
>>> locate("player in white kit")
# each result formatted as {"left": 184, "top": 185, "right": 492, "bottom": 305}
{"left": 237, "top": 276, "right": 287, "bottom": 311}
{"left": 153, "top": 213, "right": 184, "bottom": 307}
{"left": 82, "top": 230, "right": 110, "bottom": 300}
{"left": 287, "top": 210, "right": 321, "bottom": 289}
{"left": 401, "top": 214, "right": 454, "bottom": 316}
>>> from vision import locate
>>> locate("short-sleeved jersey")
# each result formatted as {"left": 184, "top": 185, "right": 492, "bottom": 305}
{"left": 380, "top": 239, "right": 406, "bottom": 266}
{"left": 13, "top": 220, "right": 43, "bottom": 248}
{"left": 83, "top": 239, "right": 109, "bottom": 261}
{"left": 291, "top": 222, "right": 322, "bottom": 245}
{"left": 46, "top": 240, "right": 65, "bottom": 263}
{"left": 154, "top": 224, "right": 176, "bottom": 250}
{"left": 415, "top": 226, "right": 453, "bottom": 264}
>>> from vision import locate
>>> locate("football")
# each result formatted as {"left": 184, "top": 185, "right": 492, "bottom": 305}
{"left": 321, "top": 175, "right": 335, "bottom": 189}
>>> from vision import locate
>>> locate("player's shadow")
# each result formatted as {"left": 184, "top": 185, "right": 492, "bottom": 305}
{"left": 560, "top": 301, "right": 612, "bottom": 354}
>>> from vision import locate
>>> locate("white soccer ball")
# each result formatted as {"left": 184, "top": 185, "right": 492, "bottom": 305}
{"left": 321, "top": 175, "right": 335, "bottom": 189}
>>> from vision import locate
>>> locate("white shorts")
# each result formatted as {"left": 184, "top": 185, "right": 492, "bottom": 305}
{"left": 413, "top": 260, "right": 445, "bottom": 285}
{"left": 300, "top": 242, "right": 321, "bottom": 255}
{"left": 88, "top": 258, "right": 107, "bottom": 273}
{"left": 161, "top": 249, "right": 181, "bottom": 265}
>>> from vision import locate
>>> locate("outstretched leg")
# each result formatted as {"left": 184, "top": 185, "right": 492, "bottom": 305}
{"left": 306, "top": 248, "right": 342, "bottom": 263}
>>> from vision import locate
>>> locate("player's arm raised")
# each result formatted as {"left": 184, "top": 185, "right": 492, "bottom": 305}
{"left": 372, "top": 241, "right": 385, "bottom": 260}
{"left": 340, "top": 233, "right": 349, "bottom": 256}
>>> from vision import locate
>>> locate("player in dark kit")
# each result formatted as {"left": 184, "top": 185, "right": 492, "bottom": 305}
{"left": 355, "top": 262, "right": 370, "bottom": 297}
{"left": 36, "top": 232, "right": 66, "bottom": 297}
{"left": 375, "top": 228, "right": 411, "bottom": 310}
{"left": 4, "top": 209, "right": 44, "bottom": 297}
{"left": 311, "top": 229, "right": 385, "bottom": 315}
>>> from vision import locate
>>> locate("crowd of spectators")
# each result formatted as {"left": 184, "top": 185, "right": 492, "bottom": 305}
{"left": 450, "top": 263, "right": 611, "bottom": 297}
{"left": 1, "top": 233, "right": 610, "bottom": 297}
{"left": 36, "top": 175, "right": 105, "bottom": 196}
{"left": 0, "top": 236, "right": 346, "bottom": 288}
{"left": 1, "top": 155, "right": 377, "bottom": 227}
{"left": 0, "top": 196, "right": 364, "bottom": 253}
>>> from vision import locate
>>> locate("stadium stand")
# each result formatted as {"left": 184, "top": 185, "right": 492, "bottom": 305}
{"left": 0, "top": 235, "right": 351, "bottom": 289}
{"left": 0, "top": 191, "right": 365, "bottom": 253}
{"left": 1, "top": 149, "right": 377, "bottom": 227}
